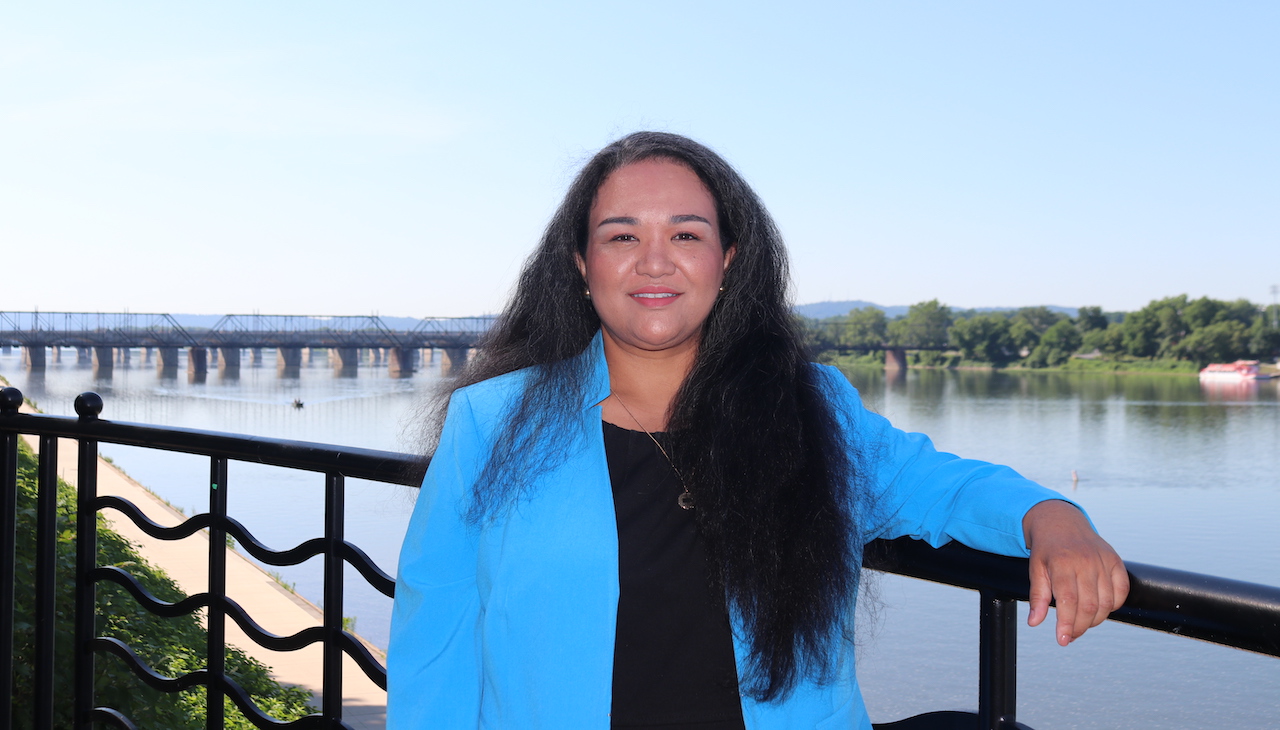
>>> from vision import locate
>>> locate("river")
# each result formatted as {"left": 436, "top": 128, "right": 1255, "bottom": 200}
{"left": 2, "top": 348, "right": 1277, "bottom": 728}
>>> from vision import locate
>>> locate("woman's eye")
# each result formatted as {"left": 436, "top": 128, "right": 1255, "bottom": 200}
{"left": 673, "top": 232, "right": 701, "bottom": 241}
{"left": 609, "top": 233, "right": 638, "bottom": 242}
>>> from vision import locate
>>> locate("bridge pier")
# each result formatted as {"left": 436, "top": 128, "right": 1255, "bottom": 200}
{"left": 23, "top": 345, "right": 46, "bottom": 369}
{"left": 301, "top": 347, "right": 315, "bottom": 367}
{"left": 156, "top": 347, "right": 180, "bottom": 370}
{"left": 116, "top": 347, "right": 131, "bottom": 366}
{"left": 219, "top": 347, "right": 241, "bottom": 369}
{"left": 388, "top": 347, "right": 416, "bottom": 377}
{"left": 421, "top": 347, "right": 434, "bottom": 365}
{"left": 187, "top": 347, "right": 208, "bottom": 375}
{"left": 250, "top": 348, "right": 264, "bottom": 366}
{"left": 277, "top": 347, "right": 302, "bottom": 369}
{"left": 885, "top": 347, "right": 909, "bottom": 372}
{"left": 331, "top": 347, "right": 359, "bottom": 372}
{"left": 93, "top": 347, "right": 113, "bottom": 373}
{"left": 77, "top": 347, "right": 92, "bottom": 365}
{"left": 92, "top": 345, "right": 113, "bottom": 368}
{"left": 50, "top": 346, "right": 62, "bottom": 364}
{"left": 440, "top": 347, "right": 469, "bottom": 376}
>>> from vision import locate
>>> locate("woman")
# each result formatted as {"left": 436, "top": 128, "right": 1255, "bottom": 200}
{"left": 388, "top": 132, "right": 1128, "bottom": 729}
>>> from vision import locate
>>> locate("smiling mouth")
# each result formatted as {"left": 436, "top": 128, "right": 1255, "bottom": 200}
{"left": 633, "top": 292, "right": 678, "bottom": 299}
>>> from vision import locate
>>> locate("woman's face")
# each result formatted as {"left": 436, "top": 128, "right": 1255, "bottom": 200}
{"left": 579, "top": 159, "right": 733, "bottom": 360}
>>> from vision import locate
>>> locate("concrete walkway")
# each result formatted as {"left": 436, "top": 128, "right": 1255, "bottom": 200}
{"left": 18, "top": 401, "right": 388, "bottom": 728}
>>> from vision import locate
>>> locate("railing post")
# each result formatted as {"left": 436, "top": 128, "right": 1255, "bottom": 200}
{"left": 0, "top": 387, "right": 21, "bottom": 729}
{"left": 977, "top": 590, "right": 1019, "bottom": 730}
{"left": 73, "top": 392, "right": 103, "bottom": 730}
{"left": 35, "top": 434, "right": 59, "bottom": 729}
{"left": 323, "top": 471, "right": 346, "bottom": 722}
{"left": 207, "top": 456, "right": 229, "bottom": 730}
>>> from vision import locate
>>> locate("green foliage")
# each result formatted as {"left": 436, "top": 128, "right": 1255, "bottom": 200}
{"left": 909, "top": 351, "right": 960, "bottom": 368}
{"left": 1007, "top": 318, "right": 1040, "bottom": 354}
{"left": 815, "top": 350, "right": 885, "bottom": 368}
{"left": 949, "top": 314, "right": 1017, "bottom": 365}
{"left": 1075, "top": 306, "right": 1109, "bottom": 333}
{"left": 888, "top": 300, "right": 953, "bottom": 347}
{"left": 11, "top": 440, "right": 314, "bottom": 729}
{"left": 1250, "top": 313, "right": 1280, "bottom": 358}
{"left": 1171, "top": 320, "right": 1251, "bottom": 367}
{"left": 1026, "top": 319, "right": 1084, "bottom": 368}
{"left": 1081, "top": 323, "right": 1127, "bottom": 356}
{"left": 805, "top": 307, "right": 888, "bottom": 352}
{"left": 1011, "top": 306, "right": 1066, "bottom": 335}
{"left": 799, "top": 295, "right": 1279, "bottom": 371}
{"left": 838, "top": 307, "right": 889, "bottom": 348}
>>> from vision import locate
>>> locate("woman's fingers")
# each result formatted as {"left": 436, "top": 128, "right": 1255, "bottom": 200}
{"left": 1027, "top": 559, "right": 1052, "bottom": 628}
{"left": 1022, "top": 499, "right": 1130, "bottom": 645}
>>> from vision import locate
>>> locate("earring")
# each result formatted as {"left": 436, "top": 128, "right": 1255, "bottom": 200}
{"left": 584, "top": 288, "right": 592, "bottom": 299}
{"left": 718, "top": 285, "right": 725, "bottom": 292}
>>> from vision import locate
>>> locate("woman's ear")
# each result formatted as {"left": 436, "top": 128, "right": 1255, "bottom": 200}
{"left": 723, "top": 244, "right": 737, "bottom": 271}
{"left": 575, "top": 252, "right": 587, "bottom": 280}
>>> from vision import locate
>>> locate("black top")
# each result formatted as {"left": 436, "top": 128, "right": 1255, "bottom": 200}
{"left": 604, "top": 421, "right": 746, "bottom": 730}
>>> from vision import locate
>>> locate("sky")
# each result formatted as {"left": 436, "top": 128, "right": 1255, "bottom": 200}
{"left": 2, "top": 2, "right": 1276, "bottom": 318}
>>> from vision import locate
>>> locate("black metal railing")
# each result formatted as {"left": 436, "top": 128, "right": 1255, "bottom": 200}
{"left": 2, "top": 387, "right": 1279, "bottom": 730}
{"left": 862, "top": 537, "right": 1280, "bottom": 729}
{"left": 0, "top": 387, "right": 419, "bottom": 729}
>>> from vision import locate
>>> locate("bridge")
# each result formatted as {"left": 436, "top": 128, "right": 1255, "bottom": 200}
{"left": 806, "top": 321, "right": 956, "bottom": 371}
{"left": 0, "top": 312, "right": 494, "bottom": 377}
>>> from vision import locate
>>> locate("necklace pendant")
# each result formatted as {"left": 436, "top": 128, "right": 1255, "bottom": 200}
{"left": 678, "top": 491, "right": 696, "bottom": 510}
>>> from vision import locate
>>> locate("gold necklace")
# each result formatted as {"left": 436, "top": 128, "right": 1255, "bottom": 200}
{"left": 610, "top": 392, "right": 695, "bottom": 510}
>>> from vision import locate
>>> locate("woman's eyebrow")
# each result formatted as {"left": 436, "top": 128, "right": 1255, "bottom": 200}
{"left": 596, "top": 214, "right": 711, "bottom": 227}
{"left": 671, "top": 214, "right": 711, "bottom": 225}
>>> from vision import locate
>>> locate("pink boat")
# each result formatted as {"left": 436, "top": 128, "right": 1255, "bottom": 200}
{"left": 1198, "top": 360, "right": 1276, "bottom": 380}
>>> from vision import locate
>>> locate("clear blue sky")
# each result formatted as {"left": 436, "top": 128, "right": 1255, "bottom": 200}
{"left": 3, "top": 2, "right": 1276, "bottom": 317}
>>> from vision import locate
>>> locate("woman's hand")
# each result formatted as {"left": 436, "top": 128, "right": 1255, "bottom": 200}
{"left": 1022, "top": 499, "right": 1129, "bottom": 646}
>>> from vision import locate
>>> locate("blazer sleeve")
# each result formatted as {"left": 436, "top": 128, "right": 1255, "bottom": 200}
{"left": 387, "top": 389, "right": 485, "bottom": 728}
{"left": 815, "top": 365, "right": 1076, "bottom": 558}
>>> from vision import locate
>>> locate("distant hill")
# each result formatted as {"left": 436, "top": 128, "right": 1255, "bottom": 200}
{"left": 794, "top": 301, "right": 908, "bottom": 319}
{"left": 794, "top": 301, "right": 1078, "bottom": 319}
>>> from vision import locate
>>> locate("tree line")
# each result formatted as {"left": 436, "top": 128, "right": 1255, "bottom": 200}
{"left": 804, "top": 295, "right": 1280, "bottom": 368}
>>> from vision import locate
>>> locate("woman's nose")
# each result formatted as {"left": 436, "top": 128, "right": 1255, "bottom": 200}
{"left": 635, "top": 238, "right": 676, "bottom": 277}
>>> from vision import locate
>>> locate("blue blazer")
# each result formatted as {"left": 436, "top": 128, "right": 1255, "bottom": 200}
{"left": 388, "top": 333, "right": 1067, "bottom": 729}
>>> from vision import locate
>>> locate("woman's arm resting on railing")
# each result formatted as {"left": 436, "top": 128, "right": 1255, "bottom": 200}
{"left": 1023, "top": 499, "right": 1130, "bottom": 647}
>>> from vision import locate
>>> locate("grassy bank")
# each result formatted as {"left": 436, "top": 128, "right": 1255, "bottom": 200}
{"left": 814, "top": 352, "right": 1202, "bottom": 375}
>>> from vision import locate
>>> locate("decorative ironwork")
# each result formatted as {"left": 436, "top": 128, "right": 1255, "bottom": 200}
{"left": 1, "top": 386, "right": 421, "bottom": 729}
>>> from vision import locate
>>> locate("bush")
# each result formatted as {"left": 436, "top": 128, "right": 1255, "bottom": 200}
{"left": 11, "top": 440, "right": 315, "bottom": 729}
{"left": 1026, "top": 320, "right": 1084, "bottom": 368}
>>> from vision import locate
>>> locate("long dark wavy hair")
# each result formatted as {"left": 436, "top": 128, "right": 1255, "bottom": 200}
{"left": 427, "top": 131, "right": 867, "bottom": 701}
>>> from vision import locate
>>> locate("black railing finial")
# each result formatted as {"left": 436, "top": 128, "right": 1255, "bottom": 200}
{"left": 74, "top": 392, "right": 104, "bottom": 421}
{"left": 0, "top": 387, "right": 22, "bottom": 416}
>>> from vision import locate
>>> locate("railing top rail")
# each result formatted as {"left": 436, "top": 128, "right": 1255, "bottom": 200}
{"left": 0, "top": 391, "right": 423, "bottom": 487}
{"left": 865, "top": 536, "right": 1280, "bottom": 658}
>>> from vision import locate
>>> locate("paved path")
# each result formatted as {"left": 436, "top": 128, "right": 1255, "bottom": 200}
{"left": 18, "top": 401, "right": 388, "bottom": 729}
